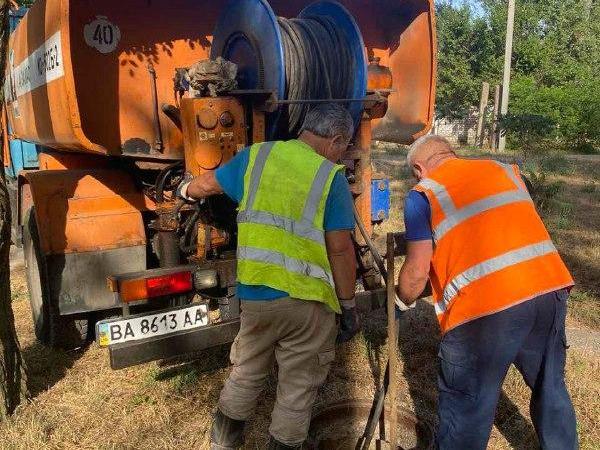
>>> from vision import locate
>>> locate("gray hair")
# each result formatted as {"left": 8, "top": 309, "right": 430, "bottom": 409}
{"left": 300, "top": 103, "right": 355, "bottom": 143}
{"left": 407, "top": 134, "right": 452, "bottom": 167}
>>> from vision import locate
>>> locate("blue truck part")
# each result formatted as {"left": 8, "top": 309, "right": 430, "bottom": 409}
{"left": 371, "top": 177, "right": 390, "bottom": 222}
{"left": 6, "top": 137, "right": 40, "bottom": 179}
{"left": 4, "top": 7, "right": 40, "bottom": 181}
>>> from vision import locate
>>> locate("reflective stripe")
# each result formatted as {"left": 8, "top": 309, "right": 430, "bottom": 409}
{"left": 237, "top": 210, "right": 325, "bottom": 245}
{"left": 434, "top": 190, "right": 533, "bottom": 241}
{"left": 239, "top": 143, "right": 332, "bottom": 245}
{"left": 435, "top": 240, "right": 558, "bottom": 315}
{"left": 302, "top": 159, "right": 336, "bottom": 223}
{"left": 418, "top": 178, "right": 456, "bottom": 216}
{"left": 494, "top": 161, "right": 526, "bottom": 192}
{"left": 238, "top": 246, "right": 335, "bottom": 288}
{"left": 245, "top": 141, "right": 276, "bottom": 210}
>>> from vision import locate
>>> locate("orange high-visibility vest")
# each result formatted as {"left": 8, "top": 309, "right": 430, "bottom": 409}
{"left": 414, "top": 158, "right": 574, "bottom": 334}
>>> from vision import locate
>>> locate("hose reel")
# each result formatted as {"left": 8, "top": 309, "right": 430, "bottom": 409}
{"left": 211, "top": 0, "right": 367, "bottom": 139}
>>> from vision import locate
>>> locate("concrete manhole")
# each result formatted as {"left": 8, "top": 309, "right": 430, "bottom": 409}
{"left": 308, "top": 400, "right": 434, "bottom": 449}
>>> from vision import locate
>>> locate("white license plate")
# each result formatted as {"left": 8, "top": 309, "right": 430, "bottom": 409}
{"left": 97, "top": 304, "right": 209, "bottom": 347}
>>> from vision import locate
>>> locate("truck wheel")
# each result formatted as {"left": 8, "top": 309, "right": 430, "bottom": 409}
{"left": 23, "top": 208, "right": 90, "bottom": 349}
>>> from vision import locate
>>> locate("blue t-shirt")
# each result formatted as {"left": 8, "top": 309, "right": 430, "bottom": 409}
{"left": 215, "top": 146, "right": 355, "bottom": 300}
{"left": 403, "top": 190, "right": 433, "bottom": 241}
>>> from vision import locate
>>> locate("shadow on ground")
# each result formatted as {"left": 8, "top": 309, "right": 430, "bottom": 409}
{"left": 365, "top": 299, "right": 538, "bottom": 449}
{"left": 21, "top": 342, "right": 86, "bottom": 398}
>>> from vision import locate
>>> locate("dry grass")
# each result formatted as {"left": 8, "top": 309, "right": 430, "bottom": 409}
{"left": 1, "top": 147, "right": 599, "bottom": 449}
{"left": 2, "top": 274, "right": 599, "bottom": 449}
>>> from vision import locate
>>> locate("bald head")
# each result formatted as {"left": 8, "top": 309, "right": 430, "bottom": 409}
{"left": 407, "top": 135, "right": 456, "bottom": 180}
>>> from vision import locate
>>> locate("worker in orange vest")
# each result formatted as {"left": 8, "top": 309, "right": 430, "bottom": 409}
{"left": 396, "top": 135, "right": 577, "bottom": 449}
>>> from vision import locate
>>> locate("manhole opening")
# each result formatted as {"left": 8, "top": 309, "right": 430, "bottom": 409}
{"left": 308, "top": 400, "right": 434, "bottom": 450}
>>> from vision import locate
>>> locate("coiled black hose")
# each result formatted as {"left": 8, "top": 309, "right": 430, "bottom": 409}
{"left": 277, "top": 15, "right": 355, "bottom": 136}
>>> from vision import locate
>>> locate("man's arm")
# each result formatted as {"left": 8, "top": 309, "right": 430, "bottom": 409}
{"left": 325, "top": 230, "right": 357, "bottom": 304}
{"left": 397, "top": 240, "right": 433, "bottom": 305}
{"left": 185, "top": 172, "right": 224, "bottom": 200}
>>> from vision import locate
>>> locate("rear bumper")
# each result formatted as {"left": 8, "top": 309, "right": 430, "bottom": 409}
{"left": 109, "top": 319, "right": 241, "bottom": 369}
{"left": 107, "top": 288, "right": 389, "bottom": 369}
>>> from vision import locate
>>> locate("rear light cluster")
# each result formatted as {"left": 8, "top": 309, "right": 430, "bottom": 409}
{"left": 117, "top": 271, "right": 193, "bottom": 303}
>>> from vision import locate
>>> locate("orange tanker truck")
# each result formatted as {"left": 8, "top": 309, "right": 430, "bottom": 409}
{"left": 3, "top": 0, "right": 436, "bottom": 369}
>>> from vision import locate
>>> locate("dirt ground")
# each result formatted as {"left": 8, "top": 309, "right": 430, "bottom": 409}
{"left": 1, "top": 148, "right": 599, "bottom": 449}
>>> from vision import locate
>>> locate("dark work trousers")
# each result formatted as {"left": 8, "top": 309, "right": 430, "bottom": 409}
{"left": 436, "top": 289, "right": 577, "bottom": 450}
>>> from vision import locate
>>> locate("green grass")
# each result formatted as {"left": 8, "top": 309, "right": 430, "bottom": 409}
{"left": 10, "top": 286, "right": 28, "bottom": 302}
{"left": 568, "top": 291, "right": 600, "bottom": 329}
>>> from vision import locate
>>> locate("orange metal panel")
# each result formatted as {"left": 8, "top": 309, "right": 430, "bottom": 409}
{"left": 20, "top": 169, "right": 148, "bottom": 255}
{"left": 2, "top": 105, "right": 10, "bottom": 168}
{"left": 38, "top": 151, "right": 109, "bottom": 170}
{"left": 180, "top": 97, "right": 247, "bottom": 176}
{"left": 6, "top": 0, "right": 435, "bottom": 156}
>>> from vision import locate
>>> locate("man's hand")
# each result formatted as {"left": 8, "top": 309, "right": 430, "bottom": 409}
{"left": 176, "top": 171, "right": 223, "bottom": 201}
{"left": 337, "top": 298, "right": 361, "bottom": 343}
{"left": 397, "top": 240, "right": 433, "bottom": 305}
{"left": 176, "top": 173, "right": 196, "bottom": 202}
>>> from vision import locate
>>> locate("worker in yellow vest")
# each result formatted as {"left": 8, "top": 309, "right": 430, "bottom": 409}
{"left": 396, "top": 135, "right": 577, "bottom": 449}
{"left": 177, "top": 104, "right": 360, "bottom": 449}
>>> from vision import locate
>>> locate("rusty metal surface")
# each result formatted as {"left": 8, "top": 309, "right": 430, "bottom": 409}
{"left": 367, "top": 58, "right": 393, "bottom": 91}
{"left": 353, "top": 118, "right": 374, "bottom": 242}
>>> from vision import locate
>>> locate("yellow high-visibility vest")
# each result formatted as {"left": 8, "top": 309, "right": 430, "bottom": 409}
{"left": 237, "top": 140, "right": 344, "bottom": 313}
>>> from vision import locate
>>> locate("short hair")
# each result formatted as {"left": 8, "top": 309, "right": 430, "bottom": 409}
{"left": 300, "top": 103, "right": 355, "bottom": 143}
{"left": 407, "top": 134, "right": 452, "bottom": 167}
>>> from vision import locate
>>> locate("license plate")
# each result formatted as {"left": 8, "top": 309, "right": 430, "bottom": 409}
{"left": 96, "top": 304, "right": 209, "bottom": 347}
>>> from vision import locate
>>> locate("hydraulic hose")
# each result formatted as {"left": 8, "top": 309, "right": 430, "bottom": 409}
{"left": 277, "top": 15, "right": 356, "bottom": 136}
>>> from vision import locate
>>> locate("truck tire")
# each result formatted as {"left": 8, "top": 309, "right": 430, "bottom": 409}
{"left": 23, "top": 208, "right": 90, "bottom": 349}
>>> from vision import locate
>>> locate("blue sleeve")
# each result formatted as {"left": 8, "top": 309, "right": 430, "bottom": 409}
{"left": 324, "top": 171, "right": 355, "bottom": 231}
{"left": 404, "top": 190, "right": 433, "bottom": 241}
{"left": 214, "top": 149, "right": 250, "bottom": 203}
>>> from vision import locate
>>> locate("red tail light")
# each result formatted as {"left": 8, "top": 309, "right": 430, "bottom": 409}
{"left": 118, "top": 271, "right": 193, "bottom": 303}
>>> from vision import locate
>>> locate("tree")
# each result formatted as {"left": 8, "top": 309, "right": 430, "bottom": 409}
{"left": 0, "top": 0, "right": 28, "bottom": 419}
{"left": 436, "top": 0, "right": 600, "bottom": 151}
{"left": 435, "top": 1, "right": 501, "bottom": 119}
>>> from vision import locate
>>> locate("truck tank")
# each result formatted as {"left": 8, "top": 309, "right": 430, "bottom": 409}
{"left": 5, "top": 0, "right": 435, "bottom": 160}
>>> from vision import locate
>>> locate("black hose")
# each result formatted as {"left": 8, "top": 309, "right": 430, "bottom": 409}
{"left": 155, "top": 161, "right": 184, "bottom": 203}
{"left": 277, "top": 15, "right": 356, "bottom": 136}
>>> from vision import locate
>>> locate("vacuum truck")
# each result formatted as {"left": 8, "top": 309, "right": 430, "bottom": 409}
{"left": 2, "top": 0, "right": 436, "bottom": 369}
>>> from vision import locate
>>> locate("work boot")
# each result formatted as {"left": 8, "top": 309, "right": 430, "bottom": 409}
{"left": 210, "top": 409, "right": 245, "bottom": 449}
{"left": 268, "top": 435, "right": 304, "bottom": 450}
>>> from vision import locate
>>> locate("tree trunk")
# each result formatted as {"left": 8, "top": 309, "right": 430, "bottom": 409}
{"left": 0, "top": 174, "right": 28, "bottom": 419}
{"left": 0, "top": 0, "right": 29, "bottom": 420}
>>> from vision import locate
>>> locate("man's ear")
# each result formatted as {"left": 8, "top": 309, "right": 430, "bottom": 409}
{"left": 413, "top": 162, "right": 426, "bottom": 180}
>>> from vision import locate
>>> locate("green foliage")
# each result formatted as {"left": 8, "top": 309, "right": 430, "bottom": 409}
{"left": 498, "top": 112, "right": 555, "bottom": 157}
{"left": 525, "top": 170, "right": 564, "bottom": 213}
{"left": 170, "top": 368, "right": 199, "bottom": 394}
{"left": 436, "top": 0, "right": 600, "bottom": 152}
{"left": 435, "top": 2, "right": 500, "bottom": 119}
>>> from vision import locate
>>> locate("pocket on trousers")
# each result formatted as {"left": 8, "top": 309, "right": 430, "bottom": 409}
{"left": 312, "top": 349, "right": 335, "bottom": 389}
{"left": 438, "top": 345, "right": 477, "bottom": 398}
{"left": 318, "top": 349, "right": 335, "bottom": 366}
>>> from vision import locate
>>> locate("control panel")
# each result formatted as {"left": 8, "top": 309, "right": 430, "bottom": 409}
{"left": 180, "top": 97, "right": 247, "bottom": 176}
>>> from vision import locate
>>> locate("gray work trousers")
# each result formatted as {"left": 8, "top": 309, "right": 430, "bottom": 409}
{"left": 217, "top": 297, "right": 337, "bottom": 445}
